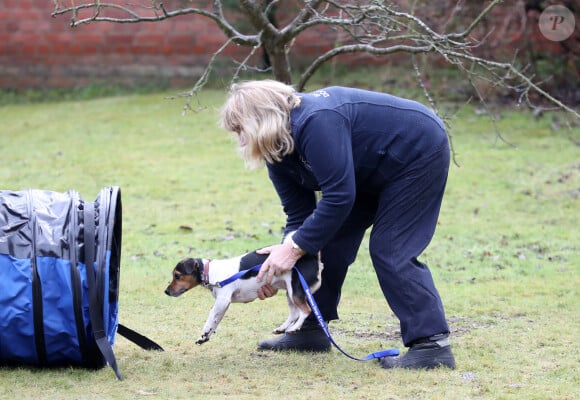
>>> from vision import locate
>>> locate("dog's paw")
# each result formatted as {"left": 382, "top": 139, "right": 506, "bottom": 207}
{"left": 272, "top": 328, "right": 286, "bottom": 335}
{"left": 195, "top": 335, "right": 209, "bottom": 345}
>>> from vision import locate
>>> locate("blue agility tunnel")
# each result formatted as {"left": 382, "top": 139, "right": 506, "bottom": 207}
{"left": 0, "top": 187, "right": 161, "bottom": 379}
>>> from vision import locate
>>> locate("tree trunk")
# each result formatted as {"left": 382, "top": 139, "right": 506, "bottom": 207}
{"left": 265, "top": 43, "right": 292, "bottom": 84}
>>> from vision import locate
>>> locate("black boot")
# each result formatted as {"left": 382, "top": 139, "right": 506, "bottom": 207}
{"left": 257, "top": 319, "right": 331, "bottom": 352}
{"left": 379, "top": 333, "right": 456, "bottom": 370}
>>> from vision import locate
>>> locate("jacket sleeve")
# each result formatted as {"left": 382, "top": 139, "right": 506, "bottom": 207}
{"left": 291, "top": 109, "right": 356, "bottom": 254}
{"left": 267, "top": 164, "right": 317, "bottom": 236}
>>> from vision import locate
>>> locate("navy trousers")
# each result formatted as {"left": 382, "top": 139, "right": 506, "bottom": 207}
{"left": 314, "top": 144, "right": 451, "bottom": 347}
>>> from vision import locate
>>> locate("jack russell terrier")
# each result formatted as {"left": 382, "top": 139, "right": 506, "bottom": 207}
{"left": 165, "top": 240, "right": 323, "bottom": 345}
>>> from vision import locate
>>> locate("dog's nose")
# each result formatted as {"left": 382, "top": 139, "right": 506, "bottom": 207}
{"left": 164, "top": 287, "right": 171, "bottom": 296}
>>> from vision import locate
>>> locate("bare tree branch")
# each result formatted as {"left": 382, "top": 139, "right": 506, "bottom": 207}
{"left": 51, "top": 0, "right": 579, "bottom": 119}
{"left": 436, "top": 49, "right": 579, "bottom": 118}
{"left": 165, "top": 37, "right": 237, "bottom": 115}
{"left": 411, "top": 54, "right": 463, "bottom": 168}
{"left": 298, "top": 43, "right": 434, "bottom": 90}
{"left": 446, "top": 0, "right": 503, "bottom": 39}
{"left": 52, "top": 0, "right": 258, "bottom": 45}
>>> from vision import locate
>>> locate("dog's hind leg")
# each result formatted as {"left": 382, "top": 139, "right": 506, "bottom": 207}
{"left": 273, "top": 292, "right": 300, "bottom": 334}
{"left": 285, "top": 298, "right": 312, "bottom": 333}
{"left": 196, "top": 297, "right": 231, "bottom": 345}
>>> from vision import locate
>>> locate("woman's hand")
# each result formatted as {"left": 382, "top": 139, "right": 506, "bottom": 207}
{"left": 256, "top": 241, "right": 303, "bottom": 285}
{"left": 257, "top": 284, "right": 278, "bottom": 300}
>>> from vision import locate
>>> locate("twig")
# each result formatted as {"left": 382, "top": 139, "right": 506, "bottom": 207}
{"left": 165, "top": 37, "right": 236, "bottom": 115}
{"left": 412, "top": 55, "right": 460, "bottom": 166}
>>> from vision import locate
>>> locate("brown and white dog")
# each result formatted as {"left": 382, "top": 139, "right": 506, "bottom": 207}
{"left": 164, "top": 241, "right": 323, "bottom": 345}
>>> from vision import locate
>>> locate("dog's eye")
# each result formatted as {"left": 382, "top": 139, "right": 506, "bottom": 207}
{"left": 174, "top": 274, "right": 181, "bottom": 280}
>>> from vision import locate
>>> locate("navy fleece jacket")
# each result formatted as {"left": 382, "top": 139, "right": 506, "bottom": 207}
{"left": 266, "top": 86, "right": 447, "bottom": 255}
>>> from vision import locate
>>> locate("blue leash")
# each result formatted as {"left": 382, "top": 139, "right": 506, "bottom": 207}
{"left": 294, "top": 266, "right": 399, "bottom": 360}
{"left": 213, "top": 265, "right": 262, "bottom": 287}
{"left": 217, "top": 264, "right": 399, "bottom": 360}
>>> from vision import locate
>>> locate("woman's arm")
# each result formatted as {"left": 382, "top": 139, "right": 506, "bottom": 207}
{"left": 267, "top": 164, "right": 317, "bottom": 236}
{"left": 290, "top": 109, "right": 356, "bottom": 254}
{"left": 258, "top": 109, "right": 356, "bottom": 284}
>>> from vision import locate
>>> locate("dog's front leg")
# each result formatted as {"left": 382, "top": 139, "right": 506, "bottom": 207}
{"left": 196, "top": 297, "right": 231, "bottom": 345}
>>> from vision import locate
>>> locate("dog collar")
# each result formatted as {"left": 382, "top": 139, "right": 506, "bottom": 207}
{"left": 202, "top": 259, "right": 211, "bottom": 287}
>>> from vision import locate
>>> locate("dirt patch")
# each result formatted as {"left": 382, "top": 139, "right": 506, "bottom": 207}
{"left": 330, "top": 313, "right": 530, "bottom": 341}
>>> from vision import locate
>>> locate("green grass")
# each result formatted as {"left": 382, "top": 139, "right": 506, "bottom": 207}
{"left": 0, "top": 90, "right": 578, "bottom": 400}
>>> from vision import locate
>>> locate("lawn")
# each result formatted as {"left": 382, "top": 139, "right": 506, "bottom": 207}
{"left": 0, "top": 88, "right": 578, "bottom": 400}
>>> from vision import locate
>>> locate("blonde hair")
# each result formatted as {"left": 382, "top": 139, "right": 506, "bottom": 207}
{"left": 220, "top": 80, "right": 301, "bottom": 169}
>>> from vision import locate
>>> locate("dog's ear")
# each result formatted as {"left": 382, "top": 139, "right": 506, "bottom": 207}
{"left": 176, "top": 258, "right": 202, "bottom": 275}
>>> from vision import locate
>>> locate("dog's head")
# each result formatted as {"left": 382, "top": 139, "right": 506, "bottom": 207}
{"left": 164, "top": 258, "right": 205, "bottom": 297}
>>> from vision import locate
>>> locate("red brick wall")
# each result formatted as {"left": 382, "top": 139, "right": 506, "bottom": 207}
{"left": 0, "top": 0, "right": 572, "bottom": 90}
{"left": 0, "top": 0, "right": 240, "bottom": 89}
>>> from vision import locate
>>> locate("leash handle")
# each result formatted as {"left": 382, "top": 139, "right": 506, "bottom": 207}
{"left": 294, "top": 266, "right": 399, "bottom": 361}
